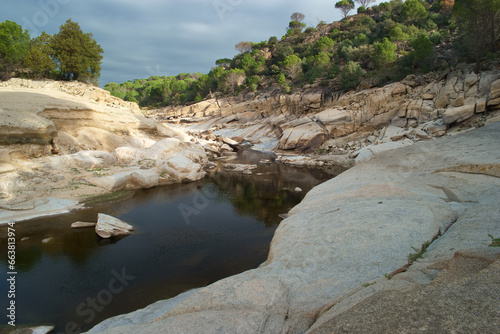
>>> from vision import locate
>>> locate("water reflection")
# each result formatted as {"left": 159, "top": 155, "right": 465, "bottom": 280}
{"left": 0, "top": 150, "right": 343, "bottom": 333}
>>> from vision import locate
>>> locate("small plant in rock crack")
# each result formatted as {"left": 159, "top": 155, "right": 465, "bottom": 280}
{"left": 363, "top": 281, "right": 377, "bottom": 287}
{"left": 407, "top": 240, "right": 431, "bottom": 263}
{"left": 488, "top": 234, "right": 500, "bottom": 247}
{"left": 384, "top": 273, "right": 393, "bottom": 280}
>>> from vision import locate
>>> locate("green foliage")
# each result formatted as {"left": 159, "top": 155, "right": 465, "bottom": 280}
{"left": 51, "top": 19, "right": 103, "bottom": 81}
{"left": 341, "top": 61, "right": 363, "bottom": 89}
{"left": 268, "top": 36, "right": 278, "bottom": 46}
{"left": 277, "top": 72, "right": 286, "bottom": 85}
{"left": 488, "top": 234, "right": 500, "bottom": 247}
{"left": 400, "top": 0, "right": 428, "bottom": 24}
{"left": 375, "top": 38, "right": 397, "bottom": 66}
{"left": 282, "top": 54, "right": 302, "bottom": 80}
{"left": 389, "top": 26, "right": 409, "bottom": 42}
{"left": 215, "top": 58, "right": 232, "bottom": 67}
{"left": 453, "top": 0, "right": 500, "bottom": 70}
{"left": 353, "top": 33, "right": 369, "bottom": 46}
{"left": 0, "top": 20, "right": 30, "bottom": 79}
{"left": 407, "top": 240, "right": 431, "bottom": 263}
{"left": 247, "top": 75, "right": 261, "bottom": 91}
{"left": 23, "top": 32, "right": 56, "bottom": 79}
{"left": 315, "top": 36, "right": 336, "bottom": 53}
{"left": 411, "top": 34, "right": 434, "bottom": 70}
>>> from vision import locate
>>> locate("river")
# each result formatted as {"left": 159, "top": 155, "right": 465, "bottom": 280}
{"left": 0, "top": 150, "right": 343, "bottom": 333}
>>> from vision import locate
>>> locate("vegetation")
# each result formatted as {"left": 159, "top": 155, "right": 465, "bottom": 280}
{"left": 488, "top": 234, "right": 500, "bottom": 247}
{"left": 2, "top": 0, "right": 499, "bottom": 109}
{"left": 0, "top": 18, "right": 103, "bottom": 83}
{"left": 407, "top": 240, "right": 431, "bottom": 263}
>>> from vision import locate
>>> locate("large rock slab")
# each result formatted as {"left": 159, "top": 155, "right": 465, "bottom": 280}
{"left": 278, "top": 122, "right": 326, "bottom": 151}
{"left": 95, "top": 213, "right": 134, "bottom": 239}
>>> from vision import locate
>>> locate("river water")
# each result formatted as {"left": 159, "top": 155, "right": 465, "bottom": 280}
{"left": 0, "top": 150, "right": 343, "bottom": 333}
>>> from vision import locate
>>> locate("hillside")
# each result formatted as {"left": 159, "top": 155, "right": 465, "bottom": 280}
{"left": 105, "top": 0, "right": 499, "bottom": 109}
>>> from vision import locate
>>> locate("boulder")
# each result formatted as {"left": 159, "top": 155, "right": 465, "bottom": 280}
{"left": 88, "top": 171, "right": 133, "bottom": 192}
{"left": 442, "top": 104, "right": 475, "bottom": 125}
{"left": 278, "top": 123, "right": 326, "bottom": 151}
{"left": 95, "top": 213, "right": 134, "bottom": 238}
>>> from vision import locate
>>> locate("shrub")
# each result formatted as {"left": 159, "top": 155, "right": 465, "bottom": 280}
{"left": 341, "top": 61, "right": 363, "bottom": 89}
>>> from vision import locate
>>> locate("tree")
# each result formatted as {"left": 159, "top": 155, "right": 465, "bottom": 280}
{"left": 0, "top": 20, "right": 30, "bottom": 80}
{"left": 23, "top": 32, "right": 56, "bottom": 78}
{"left": 315, "top": 36, "right": 336, "bottom": 53}
{"left": 291, "top": 12, "right": 305, "bottom": 23}
{"left": 355, "top": 0, "right": 375, "bottom": 7}
{"left": 281, "top": 54, "right": 302, "bottom": 80}
{"left": 51, "top": 19, "right": 103, "bottom": 82}
{"left": 453, "top": 0, "right": 500, "bottom": 71}
{"left": 400, "top": 0, "right": 428, "bottom": 24}
{"left": 235, "top": 41, "right": 252, "bottom": 54}
{"left": 375, "top": 38, "right": 397, "bottom": 66}
{"left": 335, "top": 0, "right": 355, "bottom": 18}
{"left": 224, "top": 68, "right": 246, "bottom": 95}
{"left": 215, "top": 58, "right": 232, "bottom": 68}
{"left": 389, "top": 26, "right": 409, "bottom": 42}
{"left": 341, "top": 61, "right": 363, "bottom": 89}
{"left": 411, "top": 34, "right": 434, "bottom": 70}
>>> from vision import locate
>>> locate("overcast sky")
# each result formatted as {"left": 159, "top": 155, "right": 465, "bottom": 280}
{"left": 2, "top": 0, "right": 384, "bottom": 86}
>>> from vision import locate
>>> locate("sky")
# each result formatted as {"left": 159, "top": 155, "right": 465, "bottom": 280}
{"left": 2, "top": 0, "right": 385, "bottom": 86}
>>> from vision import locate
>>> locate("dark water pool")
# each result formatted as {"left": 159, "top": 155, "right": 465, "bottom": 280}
{"left": 0, "top": 150, "right": 342, "bottom": 333}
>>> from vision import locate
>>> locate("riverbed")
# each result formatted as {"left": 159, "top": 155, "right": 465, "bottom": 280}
{"left": 0, "top": 150, "right": 343, "bottom": 333}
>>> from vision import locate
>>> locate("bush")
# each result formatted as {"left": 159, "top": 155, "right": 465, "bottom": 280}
{"left": 375, "top": 38, "right": 397, "bottom": 66}
{"left": 429, "top": 31, "right": 442, "bottom": 44}
{"left": 315, "top": 36, "right": 336, "bottom": 53}
{"left": 341, "top": 61, "right": 363, "bottom": 89}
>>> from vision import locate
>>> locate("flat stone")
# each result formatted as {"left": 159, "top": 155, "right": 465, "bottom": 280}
{"left": 95, "top": 213, "right": 134, "bottom": 239}
{"left": 71, "top": 222, "right": 97, "bottom": 228}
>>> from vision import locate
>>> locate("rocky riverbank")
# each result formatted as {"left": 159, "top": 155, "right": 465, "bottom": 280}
{"left": 158, "top": 64, "right": 500, "bottom": 170}
{"left": 85, "top": 120, "right": 500, "bottom": 334}
{"left": 0, "top": 79, "right": 208, "bottom": 223}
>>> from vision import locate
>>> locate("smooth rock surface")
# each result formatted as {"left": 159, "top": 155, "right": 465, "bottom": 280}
{"left": 88, "top": 123, "right": 500, "bottom": 333}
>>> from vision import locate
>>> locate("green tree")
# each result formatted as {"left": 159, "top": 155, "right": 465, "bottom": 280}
{"left": 411, "top": 34, "right": 434, "bottom": 66}
{"left": 281, "top": 54, "right": 302, "bottom": 80}
{"left": 215, "top": 58, "right": 232, "bottom": 68}
{"left": 400, "top": 0, "right": 428, "bottom": 24}
{"left": 341, "top": 61, "right": 363, "bottom": 89}
{"left": 375, "top": 37, "right": 397, "bottom": 66}
{"left": 0, "top": 20, "right": 30, "bottom": 80}
{"left": 453, "top": 0, "right": 500, "bottom": 71}
{"left": 389, "top": 26, "right": 409, "bottom": 42}
{"left": 315, "top": 36, "right": 336, "bottom": 53}
{"left": 335, "top": 0, "right": 355, "bottom": 18}
{"left": 23, "top": 32, "right": 56, "bottom": 79}
{"left": 51, "top": 19, "right": 103, "bottom": 81}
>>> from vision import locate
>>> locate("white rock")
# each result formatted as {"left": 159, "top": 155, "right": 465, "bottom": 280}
{"left": 95, "top": 213, "right": 134, "bottom": 239}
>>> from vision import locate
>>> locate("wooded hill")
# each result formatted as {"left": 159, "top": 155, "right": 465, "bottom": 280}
{"left": 107, "top": 0, "right": 499, "bottom": 108}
